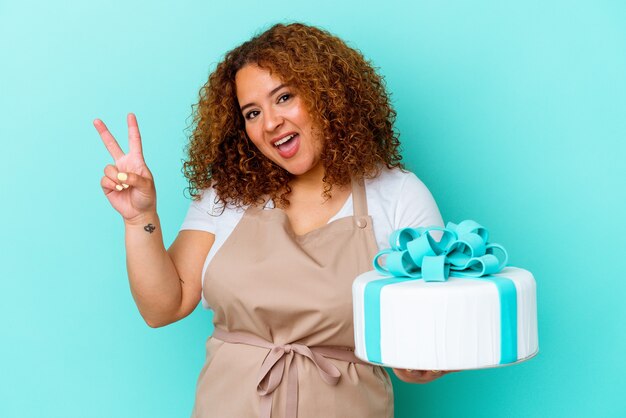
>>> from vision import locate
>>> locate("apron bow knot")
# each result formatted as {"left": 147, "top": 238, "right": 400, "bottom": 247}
{"left": 212, "top": 328, "right": 363, "bottom": 418}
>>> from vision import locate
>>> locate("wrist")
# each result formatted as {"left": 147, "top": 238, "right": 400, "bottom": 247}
{"left": 124, "top": 211, "right": 159, "bottom": 228}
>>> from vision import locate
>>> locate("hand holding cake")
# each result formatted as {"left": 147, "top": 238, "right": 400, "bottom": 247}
{"left": 392, "top": 368, "right": 455, "bottom": 384}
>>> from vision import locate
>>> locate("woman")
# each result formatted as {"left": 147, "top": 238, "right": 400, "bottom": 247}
{"left": 95, "top": 22, "right": 451, "bottom": 418}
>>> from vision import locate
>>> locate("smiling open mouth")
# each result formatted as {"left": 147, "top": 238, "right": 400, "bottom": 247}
{"left": 274, "top": 134, "right": 300, "bottom": 158}
{"left": 274, "top": 133, "right": 298, "bottom": 148}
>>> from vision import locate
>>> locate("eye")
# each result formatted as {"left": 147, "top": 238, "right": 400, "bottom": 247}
{"left": 245, "top": 110, "right": 260, "bottom": 120}
{"left": 278, "top": 93, "right": 292, "bottom": 103}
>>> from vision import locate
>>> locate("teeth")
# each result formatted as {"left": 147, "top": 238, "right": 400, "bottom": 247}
{"left": 274, "top": 134, "right": 296, "bottom": 146}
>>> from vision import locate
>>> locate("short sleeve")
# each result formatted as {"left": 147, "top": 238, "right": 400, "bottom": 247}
{"left": 179, "top": 187, "right": 219, "bottom": 234}
{"left": 395, "top": 172, "right": 444, "bottom": 230}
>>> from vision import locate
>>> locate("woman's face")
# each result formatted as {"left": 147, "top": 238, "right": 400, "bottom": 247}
{"left": 235, "top": 63, "right": 323, "bottom": 177}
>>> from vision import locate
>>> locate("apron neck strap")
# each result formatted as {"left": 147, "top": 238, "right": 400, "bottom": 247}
{"left": 351, "top": 177, "right": 369, "bottom": 218}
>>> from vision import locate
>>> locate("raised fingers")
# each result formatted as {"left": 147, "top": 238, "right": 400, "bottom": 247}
{"left": 94, "top": 119, "right": 125, "bottom": 161}
{"left": 127, "top": 113, "right": 144, "bottom": 159}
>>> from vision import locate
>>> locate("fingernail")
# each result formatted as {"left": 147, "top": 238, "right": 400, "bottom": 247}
{"left": 117, "top": 172, "right": 128, "bottom": 181}
{"left": 115, "top": 184, "right": 123, "bottom": 191}
{"left": 122, "top": 183, "right": 129, "bottom": 189}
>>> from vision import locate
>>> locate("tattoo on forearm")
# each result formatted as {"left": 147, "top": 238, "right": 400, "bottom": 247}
{"left": 144, "top": 223, "right": 156, "bottom": 233}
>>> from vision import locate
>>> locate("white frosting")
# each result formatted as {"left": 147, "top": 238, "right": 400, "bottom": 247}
{"left": 352, "top": 267, "right": 538, "bottom": 370}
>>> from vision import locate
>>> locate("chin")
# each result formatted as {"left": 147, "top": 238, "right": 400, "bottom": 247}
{"left": 271, "top": 153, "right": 322, "bottom": 177}
{"left": 273, "top": 159, "right": 311, "bottom": 176}
{"left": 287, "top": 162, "right": 319, "bottom": 176}
{"left": 283, "top": 166, "right": 309, "bottom": 176}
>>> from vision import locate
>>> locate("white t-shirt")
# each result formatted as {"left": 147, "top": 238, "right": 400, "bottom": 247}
{"left": 180, "top": 167, "right": 444, "bottom": 309}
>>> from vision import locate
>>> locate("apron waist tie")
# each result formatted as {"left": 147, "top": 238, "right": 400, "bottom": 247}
{"left": 212, "top": 327, "right": 368, "bottom": 418}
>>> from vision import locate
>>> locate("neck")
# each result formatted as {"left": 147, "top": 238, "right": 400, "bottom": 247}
{"left": 284, "top": 162, "right": 351, "bottom": 207}
{"left": 289, "top": 161, "right": 326, "bottom": 194}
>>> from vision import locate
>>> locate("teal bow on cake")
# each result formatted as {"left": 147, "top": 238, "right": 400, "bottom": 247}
{"left": 373, "top": 220, "right": 509, "bottom": 281}
{"left": 363, "top": 220, "right": 518, "bottom": 365}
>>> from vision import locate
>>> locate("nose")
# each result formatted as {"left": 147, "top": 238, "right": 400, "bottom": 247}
{"left": 263, "top": 107, "right": 284, "bottom": 133}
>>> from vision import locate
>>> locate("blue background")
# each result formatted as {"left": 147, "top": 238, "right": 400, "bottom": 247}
{"left": 1, "top": 1, "right": 624, "bottom": 417}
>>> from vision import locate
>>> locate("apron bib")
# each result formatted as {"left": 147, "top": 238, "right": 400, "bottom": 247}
{"left": 191, "top": 178, "right": 393, "bottom": 418}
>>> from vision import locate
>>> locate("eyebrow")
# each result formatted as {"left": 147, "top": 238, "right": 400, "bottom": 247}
{"left": 239, "top": 83, "right": 288, "bottom": 113}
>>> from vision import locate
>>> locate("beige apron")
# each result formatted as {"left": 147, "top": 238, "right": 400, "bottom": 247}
{"left": 191, "top": 178, "right": 394, "bottom": 418}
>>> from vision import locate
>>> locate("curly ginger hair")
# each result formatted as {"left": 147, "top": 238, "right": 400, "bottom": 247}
{"left": 183, "top": 22, "right": 404, "bottom": 208}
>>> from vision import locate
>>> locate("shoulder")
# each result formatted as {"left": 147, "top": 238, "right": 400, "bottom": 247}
{"left": 191, "top": 183, "right": 247, "bottom": 216}
{"left": 364, "top": 166, "right": 430, "bottom": 197}
{"left": 365, "top": 165, "right": 444, "bottom": 229}
{"left": 190, "top": 185, "right": 216, "bottom": 211}
{"left": 180, "top": 182, "right": 247, "bottom": 233}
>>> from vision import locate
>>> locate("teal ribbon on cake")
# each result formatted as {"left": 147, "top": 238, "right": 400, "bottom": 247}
{"left": 363, "top": 220, "right": 518, "bottom": 365}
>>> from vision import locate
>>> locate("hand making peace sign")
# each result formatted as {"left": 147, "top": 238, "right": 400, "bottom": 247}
{"left": 94, "top": 113, "right": 157, "bottom": 225}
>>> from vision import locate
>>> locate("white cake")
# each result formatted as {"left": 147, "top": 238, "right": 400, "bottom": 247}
{"left": 352, "top": 266, "right": 538, "bottom": 370}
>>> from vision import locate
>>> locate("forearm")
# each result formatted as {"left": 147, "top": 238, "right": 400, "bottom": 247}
{"left": 124, "top": 211, "right": 182, "bottom": 327}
